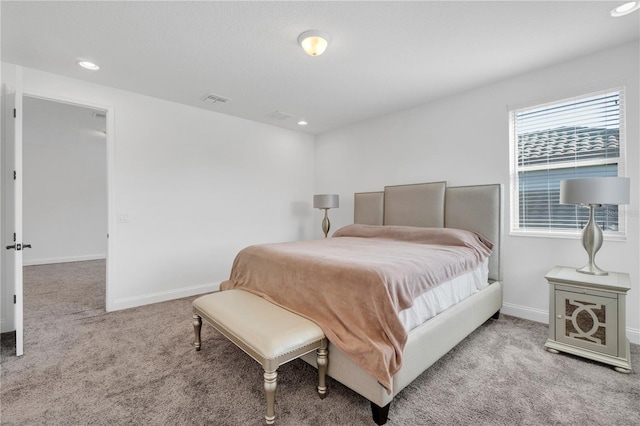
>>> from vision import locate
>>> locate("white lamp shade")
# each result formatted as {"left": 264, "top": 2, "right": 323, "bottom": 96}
{"left": 560, "top": 177, "right": 630, "bottom": 205}
{"left": 313, "top": 194, "right": 339, "bottom": 209}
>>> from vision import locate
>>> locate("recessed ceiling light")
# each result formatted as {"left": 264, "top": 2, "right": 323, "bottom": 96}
{"left": 610, "top": 1, "right": 640, "bottom": 17}
{"left": 297, "top": 120, "right": 308, "bottom": 126}
{"left": 77, "top": 60, "right": 100, "bottom": 71}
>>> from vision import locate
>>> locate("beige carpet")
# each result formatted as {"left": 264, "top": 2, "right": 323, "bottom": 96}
{"left": 1, "top": 260, "right": 638, "bottom": 425}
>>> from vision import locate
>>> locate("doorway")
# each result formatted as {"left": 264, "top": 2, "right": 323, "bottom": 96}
{"left": 1, "top": 85, "right": 113, "bottom": 357}
{"left": 22, "top": 97, "right": 108, "bottom": 267}
{"left": 22, "top": 96, "right": 108, "bottom": 315}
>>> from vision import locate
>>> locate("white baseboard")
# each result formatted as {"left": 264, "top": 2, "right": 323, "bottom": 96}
{"left": 108, "top": 281, "right": 221, "bottom": 312}
{"left": 626, "top": 327, "right": 640, "bottom": 345}
{"left": 502, "top": 302, "right": 640, "bottom": 345}
{"left": 23, "top": 254, "right": 107, "bottom": 266}
{"left": 501, "top": 302, "right": 548, "bottom": 324}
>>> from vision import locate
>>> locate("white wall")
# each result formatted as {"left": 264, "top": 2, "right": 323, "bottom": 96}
{"left": 314, "top": 41, "right": 640, "bottom": 343}
{"left": 22, "top": 97, "right": 107, "bottom": 265}
{"left": 1, "top": 64, "right": 315, "bottom": 315}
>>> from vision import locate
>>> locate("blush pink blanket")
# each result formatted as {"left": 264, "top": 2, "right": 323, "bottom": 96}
{"left": 220, "top": 224, "right": 493, "bottom": 393}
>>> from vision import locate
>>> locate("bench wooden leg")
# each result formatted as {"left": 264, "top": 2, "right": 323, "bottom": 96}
{"left": 264, "top": 370, "right": 277, "bottom": 425}
{"left": 316, "top": 342, "right": 328, "bottom": 399}
{"left": 193, "top": 314, "right": 202, "bottom": 351}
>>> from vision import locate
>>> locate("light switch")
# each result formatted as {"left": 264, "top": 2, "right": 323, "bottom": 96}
{"left": 117, "top": 213, "right": 130, "bottom": 223}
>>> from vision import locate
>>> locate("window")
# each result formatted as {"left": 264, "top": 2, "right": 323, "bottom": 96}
{"left": 509, "top": 89, "right": 626, "bottom": 238}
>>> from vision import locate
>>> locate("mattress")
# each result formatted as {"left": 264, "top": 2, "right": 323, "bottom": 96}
{"left": 398, "top": 259, "right": 489, "bottom": 332}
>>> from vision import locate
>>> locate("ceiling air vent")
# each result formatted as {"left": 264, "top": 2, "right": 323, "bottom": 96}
{"left": 265, "top": 111, "right": 294, "bottom": 121}
{"left": 201, "top": 93, "right": 231, "bottom": 104}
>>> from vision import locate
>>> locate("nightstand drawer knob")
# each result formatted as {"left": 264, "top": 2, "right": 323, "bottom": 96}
{"left": 557, "top": 315, "right": 562, "bottom": 319}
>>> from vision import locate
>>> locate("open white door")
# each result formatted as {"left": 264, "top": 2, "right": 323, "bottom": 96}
{"left": 4, "top": 70, "right": 24, "bottom": 356}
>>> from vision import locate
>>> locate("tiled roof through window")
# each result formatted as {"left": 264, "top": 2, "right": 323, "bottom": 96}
{"left": 518, "top": 126, "right": 619, "bottom": 166}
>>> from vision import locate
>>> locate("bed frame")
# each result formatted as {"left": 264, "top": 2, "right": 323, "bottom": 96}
{"left": 301, "top": 182, "right": 503, "bottom": 424}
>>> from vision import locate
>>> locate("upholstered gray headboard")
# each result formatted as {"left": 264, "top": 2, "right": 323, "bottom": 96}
{"left": 353, "top": 191, "right": 384, "bottom": 226}
{"left": 354, "top": 182, "right": 503, "bottom": 282}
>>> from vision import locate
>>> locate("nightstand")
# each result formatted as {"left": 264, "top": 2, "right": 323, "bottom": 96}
{"left": 544, "top": 266, "right": 632, "bottom": 373}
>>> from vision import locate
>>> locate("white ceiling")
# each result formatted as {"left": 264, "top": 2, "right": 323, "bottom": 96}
{"left": 2, "top": 1, "right": 639, "bottom": 135}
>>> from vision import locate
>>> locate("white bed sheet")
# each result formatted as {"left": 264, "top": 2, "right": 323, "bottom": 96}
{"left": 398, "top": 259, "right": 489, "bottom": 332}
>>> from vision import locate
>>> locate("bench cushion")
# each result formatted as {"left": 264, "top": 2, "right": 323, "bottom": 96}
{"left": 193, "top": 290, "right": 325, "bottom": 371}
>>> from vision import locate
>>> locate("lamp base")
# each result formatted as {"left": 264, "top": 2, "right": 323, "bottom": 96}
{"left": 577, "top": 204, "right": 608, "bottom": 276}
{"left": 576, "top": 263, "right": 608, "bottom": 276}
{"left": 321, "top": 208, "right": 330, "bottom": 238}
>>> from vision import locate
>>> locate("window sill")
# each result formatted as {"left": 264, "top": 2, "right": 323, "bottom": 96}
{"left": 510, "top": 229, "right": 627, "bottom": 242}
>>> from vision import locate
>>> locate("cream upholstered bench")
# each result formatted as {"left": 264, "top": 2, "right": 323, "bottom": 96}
{"left": 193, "top": 289, "right": 328, "bottom": 424}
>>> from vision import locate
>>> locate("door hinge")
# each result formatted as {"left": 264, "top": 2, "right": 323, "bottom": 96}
{"left": 14, "top": 295, "right": 16, "bottom": 304}
{"left": 13, "top": 108, "right": 17, "bottom": 118}
{"left": 13, "top": 232, "right": 16, "bottom": 242}
{"left": 13, "top": 170, "right": 16, "bottom": 180}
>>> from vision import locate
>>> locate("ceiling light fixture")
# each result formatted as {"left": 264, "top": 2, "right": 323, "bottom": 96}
{"left": 297, "top": 120, "right": 308, "bottom": 126}
{"left": 77, "top": 60, "right": 100, "bottom": 71}
{"left": 610, "top": 1, "right": 640, "bottom": 17}
{"left": 298, "top": 30, "right": 331, "bottom": 56}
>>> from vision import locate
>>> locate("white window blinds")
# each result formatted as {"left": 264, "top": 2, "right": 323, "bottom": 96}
{"left": 510, "top": 88, "right": 625, "bottom": 236}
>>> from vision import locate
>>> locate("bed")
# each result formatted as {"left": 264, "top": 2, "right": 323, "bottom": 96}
{"left": 222, "top": 182, "right": 503, "bottom": 424}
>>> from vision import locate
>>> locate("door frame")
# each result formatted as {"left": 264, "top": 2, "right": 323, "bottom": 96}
{"left": 22, "top": 91, "right": 115, "bottom": 312}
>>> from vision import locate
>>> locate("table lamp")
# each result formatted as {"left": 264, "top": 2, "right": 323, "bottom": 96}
{"left": 559, "top": 177, "right": 630, "bottom": 275}
{"left": 313, "top": 194, "right": 339, "bottom": 238}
